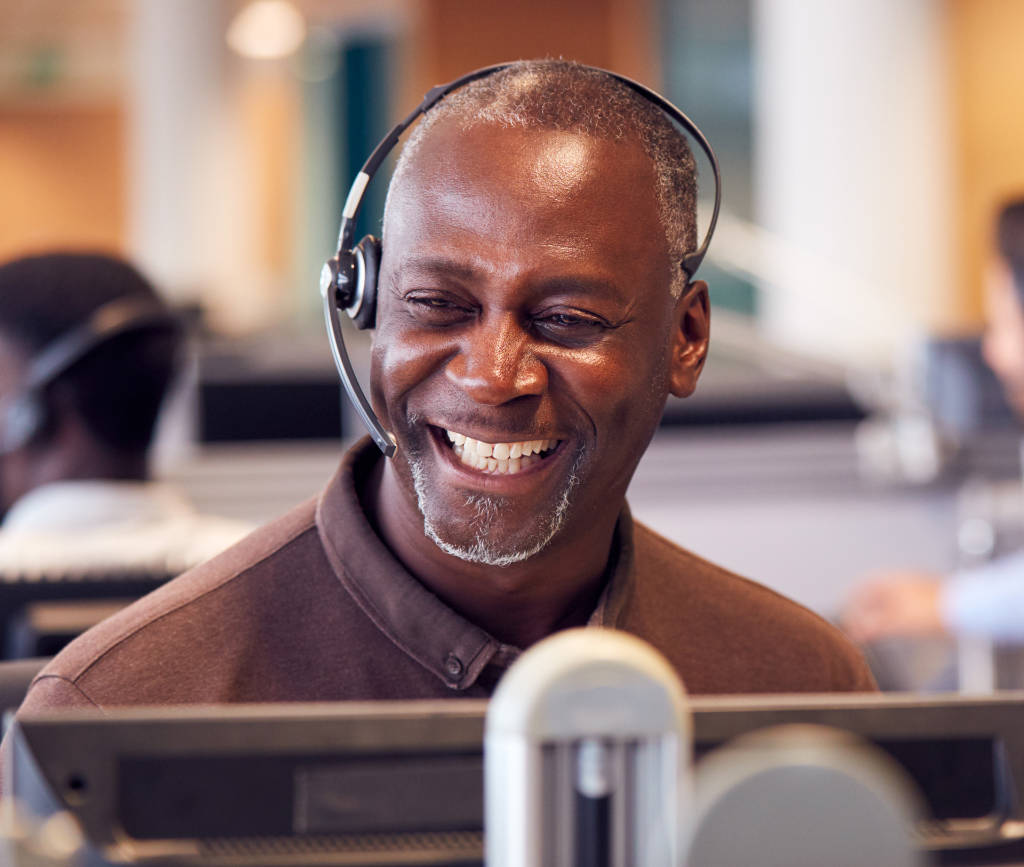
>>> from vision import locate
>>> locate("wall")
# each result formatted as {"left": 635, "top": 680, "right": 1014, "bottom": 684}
{"left": 752, "top": 0, "right": 955, "bottom": 368}
{"left": 948, "top": 0, "right": 1024, "bottom": 331}
{"left": 410, "top": 0, "right": 658, "bottom": 95}
{"left": 0, "top": 102, "right": 124, "bottom": 259}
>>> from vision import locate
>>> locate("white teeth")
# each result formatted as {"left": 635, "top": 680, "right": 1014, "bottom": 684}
{"left": 442, "top": 428, "right": 559, "bottom": 474}
{"left": 462, "top": 437, "right": 492, "bottom": 458}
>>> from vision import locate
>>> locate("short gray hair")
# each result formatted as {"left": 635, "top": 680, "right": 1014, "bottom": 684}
{"left": 384, "top": 59, "right": 698, "bottom": 298}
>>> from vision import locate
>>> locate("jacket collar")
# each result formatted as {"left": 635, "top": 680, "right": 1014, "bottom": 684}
{"left": 315, "top": 438, "right": 634, "bottom": 690}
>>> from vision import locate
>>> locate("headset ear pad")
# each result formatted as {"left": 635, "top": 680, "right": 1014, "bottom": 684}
{"left": 350, "top": 235, "right": 382, "bottom": 330}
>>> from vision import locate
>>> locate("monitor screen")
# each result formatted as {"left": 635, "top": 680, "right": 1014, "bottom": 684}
{"left": 7, "top": 692, "right": 1024, "bottom": 865}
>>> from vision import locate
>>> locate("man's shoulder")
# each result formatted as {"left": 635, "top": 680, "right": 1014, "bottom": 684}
{"left": 627, "top": 521, "right": 876, "bottom": 694}
{"left": 631, "top": 521, "right": 831, "bottom": 622}
{"left": 21, "top": 498, "right": 322, "bottom": 706}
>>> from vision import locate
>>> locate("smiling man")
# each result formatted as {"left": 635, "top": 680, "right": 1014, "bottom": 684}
{"left": 366, "top": 111, "right": 704, "bottom": 651}
{"left": 16, "top": 61, "right": 873, "bottom": 715}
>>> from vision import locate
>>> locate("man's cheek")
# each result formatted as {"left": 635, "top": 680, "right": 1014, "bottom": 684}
{"left": 570, "top": 352, "right": 660, "bottom": 420}
{"left": 372, "top": 332, "right": 453, "bottom": 421}
{"left": 382, "top": 330, "right": 459, "bottom": 385}
{"left": 370, "top": 328, "right": 417, "bottom": 400}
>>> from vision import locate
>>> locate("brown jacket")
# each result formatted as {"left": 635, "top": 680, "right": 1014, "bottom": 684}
{"left": 18, "top": 441, "right": 874, "bottom": 714}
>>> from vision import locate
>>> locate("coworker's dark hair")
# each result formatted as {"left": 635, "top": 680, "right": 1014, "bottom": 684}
{"left": 0, "top": 252, "right": 182, "bottom": 454}
{"left": 385, "top": 59, "right": 698, "bottom": 298}
{"left": 996, "top": 199, "right": 1024, "bottom": 301}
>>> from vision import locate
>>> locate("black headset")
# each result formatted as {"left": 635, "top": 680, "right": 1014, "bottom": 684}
{"left": 321, "top": 62, "right": 722, "bottom": 458}
{"left": 0, "top": 297, "right": 180, "bottom": 455}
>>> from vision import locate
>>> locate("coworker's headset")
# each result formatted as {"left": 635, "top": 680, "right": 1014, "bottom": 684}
{"left": 0, "top": 297, "right": 179, "bottom": 455}
{"left": 320, "top": 62, "right": 722, "bottom": 458}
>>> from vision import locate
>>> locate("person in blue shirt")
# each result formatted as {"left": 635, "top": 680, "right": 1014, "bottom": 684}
{"left": 844, "top": 199, "right": 1024, "bottom": 644}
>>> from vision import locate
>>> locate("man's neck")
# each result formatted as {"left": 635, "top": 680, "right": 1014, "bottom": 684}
{"left": 363, "top": 457, "right": 619, "bottom": 648}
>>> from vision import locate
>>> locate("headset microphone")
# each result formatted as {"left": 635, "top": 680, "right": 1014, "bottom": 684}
{"left": 320, "top": 237, "right": 392, "bottom": 456}
{"left": 322, "top": 62, "right": 722, "bottom": 458}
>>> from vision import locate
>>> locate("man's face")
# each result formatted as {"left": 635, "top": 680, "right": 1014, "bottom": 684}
{"left": 982, "top": 258, "right": 1024, "bottom": 416}
{"left": 372, "top": 120, "right": 707, "bottom": 565}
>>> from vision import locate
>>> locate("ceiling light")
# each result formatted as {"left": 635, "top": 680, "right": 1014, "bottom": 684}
{"left": 227, "top": 1, "right": 306, "bottom": 60}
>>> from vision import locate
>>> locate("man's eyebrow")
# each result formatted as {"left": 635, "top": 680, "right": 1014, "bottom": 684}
{"left": 533, "top": 275, "right": 631, "bottom": 302}
{"left": 393, "top": 256, "right": 481, "bottom": 283}
{"left": 393, "top": 255, "right": 634, "bottom": 302}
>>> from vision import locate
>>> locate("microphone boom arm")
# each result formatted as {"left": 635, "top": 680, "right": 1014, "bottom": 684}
{"left": 321, "top": 269, "right": 397, "bottom": 458}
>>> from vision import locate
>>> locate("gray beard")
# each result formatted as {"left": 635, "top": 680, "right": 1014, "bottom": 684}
{"left": 409, "top": 449, "right": 582, "bottom": 567}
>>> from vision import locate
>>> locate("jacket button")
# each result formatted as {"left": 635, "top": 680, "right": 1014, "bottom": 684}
{"left": 445, "top": 654, "right": 464, "bottom": 678}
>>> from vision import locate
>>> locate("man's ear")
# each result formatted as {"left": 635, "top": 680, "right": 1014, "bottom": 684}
{"left": 668, "top": 280, "right": 710, "bottom": 398}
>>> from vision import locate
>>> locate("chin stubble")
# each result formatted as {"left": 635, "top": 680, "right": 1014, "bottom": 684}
{"left": 408, "top": 448, "right": 583, "bottom": 568}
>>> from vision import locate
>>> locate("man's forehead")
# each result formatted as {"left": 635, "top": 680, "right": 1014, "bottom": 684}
{"left": 394, "top": 118, "right": 651, "bottom": 192}
{"left": 380, "top": 118, "right": 670, "bottom": 302}
{"left": 385, "top": 120, "right": 659, "bottom": 236}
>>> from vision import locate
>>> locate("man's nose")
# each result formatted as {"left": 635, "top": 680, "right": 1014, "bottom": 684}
{"left": 445, "top": 315, "right": 547, "bottom": 405}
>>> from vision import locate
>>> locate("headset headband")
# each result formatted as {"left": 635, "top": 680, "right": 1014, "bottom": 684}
{"left": 23, "top": 296, "right": 178, "bottom": 394}
{"left": 332, "top": 63, "right": 721, "bottom": 294}
{"left": 321, "top": 62, "right": 722, "bottom": 458}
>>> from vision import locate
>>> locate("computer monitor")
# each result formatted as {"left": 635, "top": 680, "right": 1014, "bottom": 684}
{"left": 691, "top": 692, "right": 1020, "bottom": 830}
{"left": 8, "top": 700, "right": 489, "bottom": 866}
{"left": 8, "top": 692, "right": 1024, "bottom": 866}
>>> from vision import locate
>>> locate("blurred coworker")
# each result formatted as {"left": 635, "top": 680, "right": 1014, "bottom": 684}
{"left": 0, "top": 253, "right": 248, "bottom": 576}
{"left": 844, "top": 200, "right": 1024, "bottom": 644}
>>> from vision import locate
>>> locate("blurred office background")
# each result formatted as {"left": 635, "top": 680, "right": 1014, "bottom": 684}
{"left": 2, "top": 0, "right": 1024, "bottom": 688}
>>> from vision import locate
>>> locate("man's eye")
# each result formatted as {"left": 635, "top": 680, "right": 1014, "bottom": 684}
{"left": 535, "top": 312, "right": 606, "bottom": 338}
{"left": 406, "top": 295, "right": 471, "bottom": 322}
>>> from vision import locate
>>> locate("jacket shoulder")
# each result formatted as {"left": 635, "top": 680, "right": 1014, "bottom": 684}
{"left": 628, "top": 522, "right": 876, "bottom": 694}
{"left": 24, "top": 498, "right": 321, "bottom": 697}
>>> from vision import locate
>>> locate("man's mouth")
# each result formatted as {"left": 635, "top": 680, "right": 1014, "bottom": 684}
{"left": 442, "top": 428, "right": 560, "bottom": 475}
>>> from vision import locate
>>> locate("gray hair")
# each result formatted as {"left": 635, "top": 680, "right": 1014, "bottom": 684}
{"left": 383, "top": 59, "right": 698, "bottom": 298}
